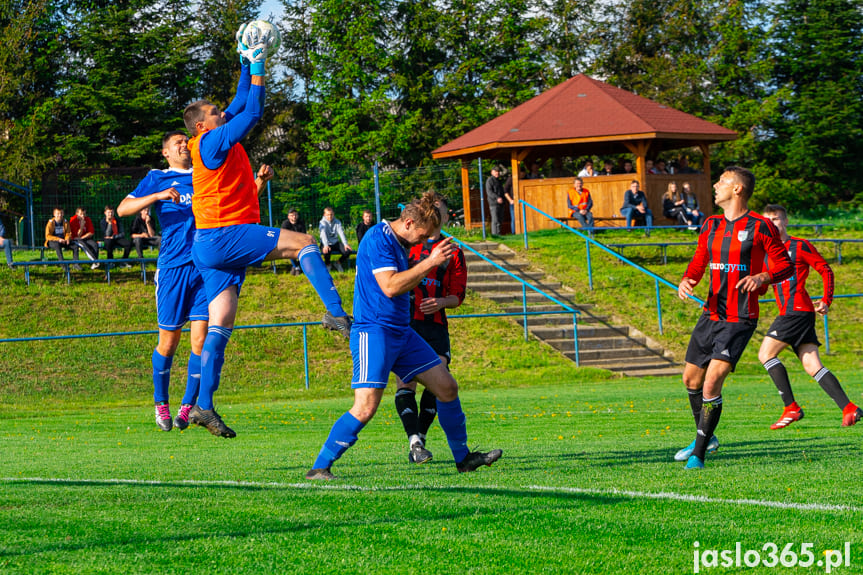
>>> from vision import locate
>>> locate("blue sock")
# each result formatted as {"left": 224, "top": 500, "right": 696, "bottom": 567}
{"left": 298, "top": 244, "right": 346, "bottom": 317}
{"left": 436, "top": 397, "right": 469, "bottom": 462}
{"left": 312, "top": 412, "right": 365, "bottom": 470}
{"left": 152, "top": 349, "right": 173, "bottom": 404}
{"left": 182, "top": 351, "right": 201, "bottom": 405}
{"left": 198, "top": 326, "right": 232, "bottom": 410}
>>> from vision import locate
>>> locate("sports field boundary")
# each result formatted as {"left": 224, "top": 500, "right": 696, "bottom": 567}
{"left": 4, "top": 476, "right": 860, "bottom": 514}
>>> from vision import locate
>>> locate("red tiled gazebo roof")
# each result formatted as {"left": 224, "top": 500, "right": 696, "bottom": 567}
{"left": 432, "top": 74, "right": 736, "bottom": 160}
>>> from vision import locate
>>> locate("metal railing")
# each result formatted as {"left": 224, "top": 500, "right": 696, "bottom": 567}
{"left": 399, "top": 202, "right": 582, "bottom": 364}
{"left": 758, "top": 294, "right": 863, "bottom": 355}
{"left": 519, "top": 200, "right": 704, "bottom": 335}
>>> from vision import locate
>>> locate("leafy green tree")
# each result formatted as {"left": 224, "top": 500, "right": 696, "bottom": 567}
{"left": 46, "top": 0, "right": 202, "bottom": 168}
{"left": 0, "top": 0, "right": 63, "bottom": 181}
{"left": 535, "top": 0, "right": 603, "bottom": 84}
{"left": 594, "top": 0, "right": 715, "bottom": 113}
{"left": 759, "top": 0, "right": 863, "bottom": 208}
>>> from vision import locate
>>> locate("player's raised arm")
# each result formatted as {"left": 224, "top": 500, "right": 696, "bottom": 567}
{"left": 679, "top": 218, "right": 711, "bottom": 300}
{"left": 376, "top": 237, "right": 453, "bottom": 298}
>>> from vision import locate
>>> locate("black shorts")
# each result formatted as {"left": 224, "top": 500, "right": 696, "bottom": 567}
{"left": 765, "top": 312, "right": 820, "bottom": 355}
{"left": 685, "top": 313, "right": 758, "bottom": 371}
{"left": 410, "top": 321, "right": 451, "bottom": 365}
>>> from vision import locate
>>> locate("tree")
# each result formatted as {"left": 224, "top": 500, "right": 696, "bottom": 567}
{"left": 0, "top": 0, "right": 64, "bottom": 181}
{"left": 45, "top": 0, "right": 202, "bottom": 169}
{"left": 759, "top": 0, "right": 863, "bottom": 208}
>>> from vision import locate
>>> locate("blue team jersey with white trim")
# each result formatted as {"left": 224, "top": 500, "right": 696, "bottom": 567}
{"left": 127, "top": 168, "right": 195, "bottom": 269}
{"left": 352, "top": 220, "right": 411, "bottom": 328}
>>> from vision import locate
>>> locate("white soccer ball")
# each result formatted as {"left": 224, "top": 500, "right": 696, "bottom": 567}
{"left": 242, "top": 20, "right": 281, "bottom": 57}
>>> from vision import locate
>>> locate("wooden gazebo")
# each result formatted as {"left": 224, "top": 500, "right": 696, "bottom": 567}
{"left": 431, "top": 75, "right": 737, "bottom": 233}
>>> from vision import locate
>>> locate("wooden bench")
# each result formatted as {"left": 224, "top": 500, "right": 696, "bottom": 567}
{"left": 12, "top": 257, "right": 158, "bottom": 285}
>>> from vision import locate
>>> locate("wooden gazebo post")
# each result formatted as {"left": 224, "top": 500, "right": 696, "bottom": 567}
{"left": 460, "top": 159, "right": 472, "bottom": 228}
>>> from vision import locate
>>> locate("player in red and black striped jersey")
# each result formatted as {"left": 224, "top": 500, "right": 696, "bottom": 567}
{"left": 394, "top": 197, "right": 467, "bottom": 464}
{"left": 675, "top": 167, "right": 794, "bottom": 469}
{"left": 757, "top": 204, "right": 861, "bottom": 429}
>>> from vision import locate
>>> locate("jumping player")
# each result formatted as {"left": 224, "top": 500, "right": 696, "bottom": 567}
{"left": 757, "top": 204, "right": 861, "bottom": 429}
{"left": 394, "top": 197, "right": 467, "bottom": 464}
{"left": 182, "top": 23, "right": 351, "bottom": 438}
{"left": 676, "top": 167, "right": 793, "bottom": 469}
{"left": 306, "top": 191, "right": 501, "bottom": 480}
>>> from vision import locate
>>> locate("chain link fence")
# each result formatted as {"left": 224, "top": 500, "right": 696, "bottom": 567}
{"left": 23, "top": 161, "right": 483, "bottom": 246}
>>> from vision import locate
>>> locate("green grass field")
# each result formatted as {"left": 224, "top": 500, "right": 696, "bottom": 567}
{"left": 3, "top": 376, "right": 863, "bottom": 574}
{"left": 2, "top": 223, "right": 863, "bottom": 574}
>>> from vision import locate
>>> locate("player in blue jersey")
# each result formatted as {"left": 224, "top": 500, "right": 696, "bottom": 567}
{"left": 117, "top": 130, "right": 273, "bottom": 432}
{"left": 306, "top": 191, "right": 502, "bottom": 480}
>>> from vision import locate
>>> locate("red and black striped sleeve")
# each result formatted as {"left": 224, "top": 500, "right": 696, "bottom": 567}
{"left": 683, "top": 216, "right": 715, "bottom": 283}
{"left": 759, "top": 219, "right": 794, "bottom": 285}
{"left": 800, "top": 238, "right": 834, "bottom": 307}
{"left": 444, "top": 247, "right": 467, "bottom": 305}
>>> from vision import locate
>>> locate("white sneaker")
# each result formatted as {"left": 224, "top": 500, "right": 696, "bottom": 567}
{"left": 91, "top": 262, "right": 100, "bottom": 270}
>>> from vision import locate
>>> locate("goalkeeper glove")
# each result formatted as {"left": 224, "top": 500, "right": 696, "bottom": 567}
{"left": 236, "top": 21, "right": 251, "bottom": 66}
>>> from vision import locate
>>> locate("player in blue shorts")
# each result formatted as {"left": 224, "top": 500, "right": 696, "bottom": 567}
{"left": 181, "top": 23, "right": 351, "bottom": 438}
{"left": 118, "top": 131, "right": 222, "bottom": 431}
{"left": 306, "top": 191, "right": 502, "bottom": 480}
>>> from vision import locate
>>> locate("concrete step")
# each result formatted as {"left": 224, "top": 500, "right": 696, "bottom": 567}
{"left": 463, "top": 249, "right": 520, "bottom": 261}
{"left": 484, "top": 292, "right": 572, "bottom": 304}
{"left": 568, "top": 356, "right": 678, "bottom": 371}
{"left": 463, "top": 241, "right": 503, "bottom": 252}
{"left": 563, "top": 347, "right": 666, "bottom": 362}
{"left": 466, "top": 261, "right": 530, "bottom": 273}
{"left": 530, "top": 325, "right": 628, "bottom": 339}
{"left": 469, "top": 281, "right": 563, "bottom": 293}
{"left": 503, "top": 303, "right": 595, "bottom": 313}
{"left": 514, "top": 314, "right": 608, "bottom": 326}
{"left": 544, "top": 336, "right": 647, "bottom": 351}
{"left": 468, "top": 271, "right": 552, "bottom": 284}
{"left": 622, "top": 367, "right": 682, "bottom": 378}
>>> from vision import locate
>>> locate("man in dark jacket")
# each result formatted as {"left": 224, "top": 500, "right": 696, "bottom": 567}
{"left": 621, "top": 180, "right": 654, "bottom": 229}
{"left": 484, "top": 165, "right": 505, "bottom": 235}
{"left": 100, "top": 205, "right": 133, "bottom": 262}
{"left": 280, "top": 208, "right": 306, "bottom": 275}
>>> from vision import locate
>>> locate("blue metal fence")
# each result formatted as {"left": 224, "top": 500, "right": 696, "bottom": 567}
{"left": 519, "top": 200, "right": 704, "bottom": 335}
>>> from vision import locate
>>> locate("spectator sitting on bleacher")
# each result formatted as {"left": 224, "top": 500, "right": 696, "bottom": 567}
{"left": 649, "top": 159, "right": 669, "bottom": 174}
{"left": 281, "top": 208, "right": 307, "bottom": 275}
{"left": 662, "top": 182, "right": 690, "bottom": 226}
{"left": 45, "top": 207, "right": 74, "bottom": 266}
{"left": 0, "top": 217, "right": 13, "bottom": 268}
{"left": 319, "top": 206, "right": 352, "bottom": 272}
{"left": 621, "top": 180, "right": 653, "bottom": 229}
{"left": 355, "top": 209, "right": 374, "bottom": 246}
{"left": 100, "top": 205, "right": 133, "bottom": 265}
{"left": 577, "top": 160, "right": 596, "bottom": 178}
{"left": 131, "top": 207, "right": 161, "bottom": 258}
{"left": 600, "top": 160, "right": 615, "bottom": 176}
{"left": 622, "top": 159, "right": 636, "bottom": 175}
{"left": 567, "top": 177, "right": 594, "bottom": 229}
{"left": 70, "top": 206, "right": 100, "bottom": 269}
{"left": 676, "top": 156, "right": 699, "bottom": 174}
{"left": 681, "top": 182, "right": 704, "bottom": 227}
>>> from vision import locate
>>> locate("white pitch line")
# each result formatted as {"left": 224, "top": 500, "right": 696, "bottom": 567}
{"left": 526, "top": 485, "right": 862, "bottom": 513}
{"left": 3, "top": 476, "right": 860, "bottom": 513}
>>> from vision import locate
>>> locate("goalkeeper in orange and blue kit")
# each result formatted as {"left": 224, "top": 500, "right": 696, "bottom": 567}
{"left": 181, "top": 21, "right": 351, "bottom": 438}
